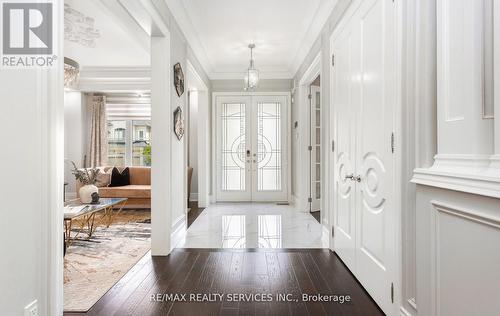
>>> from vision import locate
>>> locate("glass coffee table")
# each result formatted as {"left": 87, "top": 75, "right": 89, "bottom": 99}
{"left": 63, "top": 198, "right": 127, "bottom": 247}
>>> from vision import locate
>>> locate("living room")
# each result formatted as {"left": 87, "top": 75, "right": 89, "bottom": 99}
{"left": 63, "top": 0, "right": 154, "bottom": 312}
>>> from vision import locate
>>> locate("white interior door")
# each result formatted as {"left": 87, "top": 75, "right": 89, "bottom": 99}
{"left": 310, "top": 86, "right": 321, "bottom": 212}
{"left": 332, "top": 25, "right": 357, "bottom": 271}
{"left": 354, "top": 0, "right": 396, "bottom": 313}
{"left": 331, "top": 0, "right": 397, "bottom": 314}
{"left": 216, "top": 94, "right": 288, "bottom": 202}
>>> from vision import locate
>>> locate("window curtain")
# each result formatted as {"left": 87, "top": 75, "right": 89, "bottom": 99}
{"left": 87, "top": 94, "right": 107, "bottom": 167}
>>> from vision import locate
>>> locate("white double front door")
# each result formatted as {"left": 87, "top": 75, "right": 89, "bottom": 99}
{"left": 215, "top": 94, "right": 288, "bottom": 202}
{"left": 331, "top": 0, "right": 397, "bottom": 314}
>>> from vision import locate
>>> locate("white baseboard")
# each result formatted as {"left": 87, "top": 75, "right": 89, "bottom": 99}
{"left": 322, "top": 225, "right": 329, "bottom": 237}
{"left": 170, "top": 214, "right": 186, "bottom": 249}
{"left": 189, "top": 193, "right": 198, "bottom": 202}
{"left": 400, "top": 306, "right": 414, "bottom": 316}
{"left": 290, "top": 194, "right": 298, "bottom": 206}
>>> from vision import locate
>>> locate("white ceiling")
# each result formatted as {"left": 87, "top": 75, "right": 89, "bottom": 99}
{"left": 64, "top": 0, "right": 149, "bottom": 68}
{"left": 64, "top": 0, "right": 337, "bottom": 79}
{"left": 167, "top": 0, "right": 337, "bottom": 79}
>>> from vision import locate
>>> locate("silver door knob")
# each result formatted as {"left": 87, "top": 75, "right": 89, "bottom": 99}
{"left": 344, "top": 174, "right": 354, "bottom": 181}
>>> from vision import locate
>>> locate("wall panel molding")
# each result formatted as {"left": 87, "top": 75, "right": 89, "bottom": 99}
{"left": 436, "top": 0, "right": 494, "bottom": 155}
{"left": 429, "top": 199, "right": 500, "bottom": 316}
{"left": 412, "top": 166, "right": 500, "bottom": 199}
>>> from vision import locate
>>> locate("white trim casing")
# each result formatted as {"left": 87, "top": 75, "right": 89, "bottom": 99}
{"left": 151, "top": 35, "right": 173, "bottom": 256}
{"left": 297, "top": 53, "right": 322, "bottom": 215}
{"left": 186, "top": 60, "right": 211, "bottom": 208}
{"left": 45, "top": 2, "right": 65, "bottom": 315}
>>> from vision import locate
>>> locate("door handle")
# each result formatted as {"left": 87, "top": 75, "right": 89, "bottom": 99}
{"left": 344, "top": 174, "right": 354, "bottom": 181}
{"left": 354, "top": 175, "right": 361, "bottom": 182}
{"left": 246, "top": 150, "right": 251, "bottom": 157}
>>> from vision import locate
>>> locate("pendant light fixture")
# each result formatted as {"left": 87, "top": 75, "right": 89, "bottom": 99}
{"left": 64, "top": 57, "right": 80, "bottom": 89}
{"left": 244, "top": 43, "right": 259, "bottom": 91}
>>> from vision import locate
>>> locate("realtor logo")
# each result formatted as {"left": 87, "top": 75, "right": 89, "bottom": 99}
{"left": 3, "top": 2, "right": 53, "bottom": 54}
{"left": 1, "top": 1, "right": 56, "bottom": 67}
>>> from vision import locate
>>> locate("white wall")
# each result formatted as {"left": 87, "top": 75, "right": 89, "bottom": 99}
{"left": 411, "top": 0, "right": 500, "bottom": 315}
{"left": 64, "top": 91, "right": 85, "bottom": 197}
{"left": 0, "top": 72, "right": 47, "bottom": 316}
{"left": 0, "top": 3, "right": 64, "bottom": 315}
{"left": 169, "top": 25, "right": 188, "bottom": 227}
{"left": 150, "top": 0, "right": 211, "bottom": 250}
{"left": 291, "top": 0, "right": 351, "bottom": 216}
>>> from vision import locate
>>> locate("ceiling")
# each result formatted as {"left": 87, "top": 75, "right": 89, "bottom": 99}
{"left": 64, "top": 0, "right": 337, "bottom": 79}
{"left": 64, "top": 0, "right": 149, "bottom": 68}
{"left": 167, "top": 0, "right": 337, "bottom": 79}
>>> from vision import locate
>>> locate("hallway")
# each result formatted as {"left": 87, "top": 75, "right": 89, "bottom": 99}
{"left": 178, "top": 203, "right": 329, "bottom": 249}
{"left": 66, "top": 249, "right": 383, "bottom": 316}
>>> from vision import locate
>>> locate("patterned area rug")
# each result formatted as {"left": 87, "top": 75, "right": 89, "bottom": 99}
{"left": 64, "top": 210, "right": 151, "bottom": 312}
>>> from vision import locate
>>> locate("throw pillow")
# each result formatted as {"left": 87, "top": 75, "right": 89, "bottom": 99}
{"left": 109, "top": 167, "right": 130, "bottom": 187}
{"left": 95, "top": 168, "right": 112, "bottom": 187}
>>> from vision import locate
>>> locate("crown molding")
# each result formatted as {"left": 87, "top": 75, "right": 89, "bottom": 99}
{"left": 289, "top": 0, "right": 338, "bottom": 76}
{"left": 209, "top": 70, "right": 294, "bottom": 80}
{"left": 165, "top": 0, "right": 214, "bottom": 75}
{"left": 77, "top": 66, "right": 151, "bottom": 92}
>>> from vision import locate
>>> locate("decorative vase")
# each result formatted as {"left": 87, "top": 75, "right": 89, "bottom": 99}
{"left": 79, "top": 184, "right": 98, "bottom": 204}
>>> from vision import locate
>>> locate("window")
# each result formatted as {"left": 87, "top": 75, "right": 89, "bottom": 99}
{"left": 107, "top": 119, "right": 151, "bottom": 167}
{"left": 107, "top": 120, "right": 126, "bottom": 166}
{"left": 132, "top": 120, "right": 151, "bottom": 166}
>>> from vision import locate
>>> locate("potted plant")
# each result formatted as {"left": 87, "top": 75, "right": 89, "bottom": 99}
{"left": 71, "top": 161, "right": 99, "bottom": 204}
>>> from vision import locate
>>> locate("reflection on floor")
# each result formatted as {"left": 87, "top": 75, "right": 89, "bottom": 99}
{"left": 177, "top": 203, "right": 329, "bottom": 249}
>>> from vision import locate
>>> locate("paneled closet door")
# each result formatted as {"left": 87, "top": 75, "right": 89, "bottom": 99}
{"left": 331, "top": 25, "right": 358, "bottom": 272}
{"left": 331, "top": 0, "right": 397, "bottom": 314}
{"left": 216, "top": 96, "right": 252, "bottom": 201}
{"left": 354, "top": 0, "right": 396, "bottom": 313}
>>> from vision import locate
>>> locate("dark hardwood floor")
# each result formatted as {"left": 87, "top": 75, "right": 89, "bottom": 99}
{"left": 188, "top": 201, "right": 205, "bottom": 227}
{"left": 310, "top": 211, "right": 321, "bottom": 224}
{"left": 65, "top": 249, "right": 384, "bottom": 316}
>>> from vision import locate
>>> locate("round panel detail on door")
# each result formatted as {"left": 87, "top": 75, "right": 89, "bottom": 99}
{"left": 360, "top": 152, "right": 386, "bottom": 211}
{"left": 337, "top": 152, "right": 354, "bottom": 197}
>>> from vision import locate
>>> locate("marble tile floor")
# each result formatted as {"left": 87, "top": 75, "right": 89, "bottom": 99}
{"left": 176, "top": 203, "right": 329, "bottom": 249}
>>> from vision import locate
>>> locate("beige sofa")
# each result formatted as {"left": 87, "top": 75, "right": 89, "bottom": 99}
{"left": 77, "top": 166, "right": 151, "bottom": 209}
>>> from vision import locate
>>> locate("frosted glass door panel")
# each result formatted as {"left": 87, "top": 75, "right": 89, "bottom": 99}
{"left": 221, "top": 103, "right": 246, "bottom": 191}
{"left": 257, "top": 102, "right": 282, "bottom": 191}
{"left": 251, "top": 95, "right": 288, "bottom": 201}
